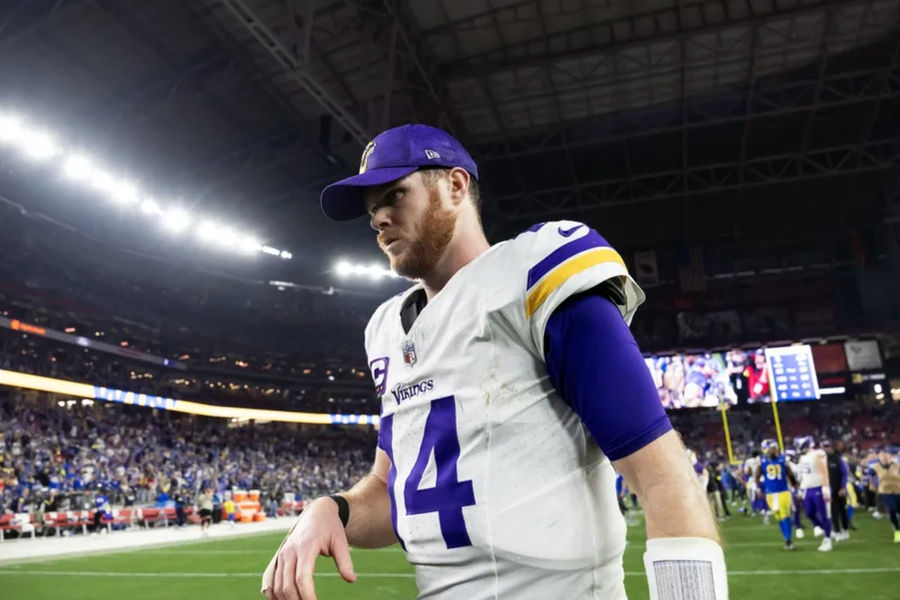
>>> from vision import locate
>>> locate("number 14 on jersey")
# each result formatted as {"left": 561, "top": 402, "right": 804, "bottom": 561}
{"left": 381, "top": 395, "right": 476, "bottom": 549}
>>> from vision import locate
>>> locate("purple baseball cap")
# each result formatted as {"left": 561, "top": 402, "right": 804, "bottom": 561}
{"left": 320, "top": 124, "right": 479, "bottom": 221}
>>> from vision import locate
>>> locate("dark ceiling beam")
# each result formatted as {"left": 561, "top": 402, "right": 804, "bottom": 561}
{"left": 420, "top": 0, "right": 533, "bottom": 36}
{"left": 438, "top": 0, "right": 856, "bottom": 79}
{"left": 797, "top": 9, "right": 838, "bottom": 157}
{"left": 856, "top": 6, "right": 900, "bottom": 146}
{"left": 452, "top": 22, "right": 887, "bottom": 121}
{"left": 736, "top": 22, "right": 760, "bottom": 189}
{"left": 209, "top": 59, "right": 900, "bottom": 203}
{"left": 0, "top": 0, "right": 90, "bottom": 49}
{"left": 89, "top": 51, "right": 237, "bottom": 125}
{"left": 491, "top": 139, "right": 900, "bottom": 221}
{"left": 282, "top": 0, "right": 363, "bottom": 114}
{"left": 91, "top": 0, "right": 330, "bottom": 211}
{"left": 183, "top": 1, "right": 353, "bottom": 175}
{"left": 473, "top": 61, "right": 900, "bottom": 163}
{"left": 213, "top": 0, "right": 370, "bottom": 145}
{"left": 379, "top": 0, "right": 464, "bottom": 136}
{"left": 533, "top": 0, "right": 580, "bottom": 196}
{"left": 95, "top": 0, "right": 251, "bottom": 133}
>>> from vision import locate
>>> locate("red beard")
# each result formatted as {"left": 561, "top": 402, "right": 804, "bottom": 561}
{"left": 387, "top": 187, "right": 456, "bottom": 280}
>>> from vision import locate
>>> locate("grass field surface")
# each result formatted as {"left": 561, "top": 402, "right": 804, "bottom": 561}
{"left": 1, "top": 511, "right": 897, "bottom": 599}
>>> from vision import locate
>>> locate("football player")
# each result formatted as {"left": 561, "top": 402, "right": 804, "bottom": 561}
{"left": 262, "top": 124, "right": 727, "bottom": 600}
{"left": 869, "top": 447, "right": 900, "bottom": 543}
{"left": 785, "top": 448, "right": 805, "bottom": 538}
{"left": 821, "top": 440, "right": 850, "bottom": 541}
{"left": 743, "top": 450, "right": 764, "bottom": 517}
{"left": 755, "top": 440, "right": 798, "bottom": 550}
{"left": 797, "top": 436, "right": 833, "bottom": 552}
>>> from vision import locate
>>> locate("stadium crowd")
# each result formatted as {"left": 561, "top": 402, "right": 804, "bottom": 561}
{"left": 0, "top": 394, "right": 375, "bottom": 535}
{"left": 0, "top": 327, "right": 378, "bottom": 414}
{"left": 3, "top": 386, "right": 896, "bottom": 539}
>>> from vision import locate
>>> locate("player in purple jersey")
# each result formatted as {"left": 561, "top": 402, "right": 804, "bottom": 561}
{"left": 797, "top": 436, "right": 833, "bottom": 552}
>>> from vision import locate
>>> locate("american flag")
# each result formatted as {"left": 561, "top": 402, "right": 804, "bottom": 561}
{"left": 678, "top": 245, "right": 707, "bottom": 292}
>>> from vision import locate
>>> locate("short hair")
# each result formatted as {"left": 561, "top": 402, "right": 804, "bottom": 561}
{"left": 419, "top": 167, "right": 481, "bottom": 213}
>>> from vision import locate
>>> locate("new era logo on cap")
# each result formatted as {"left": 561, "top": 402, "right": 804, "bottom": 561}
{"left": 320, "top": 124, "right": 479, "bottom": 221}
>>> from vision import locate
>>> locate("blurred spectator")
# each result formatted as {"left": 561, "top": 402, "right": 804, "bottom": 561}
{"left": 0, "top": 393, "right": 376, "bottom": 524}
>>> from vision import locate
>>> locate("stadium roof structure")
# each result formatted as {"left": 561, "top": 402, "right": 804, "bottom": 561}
{"left": 0, "top": 0, "right": 898, "bottom": 339}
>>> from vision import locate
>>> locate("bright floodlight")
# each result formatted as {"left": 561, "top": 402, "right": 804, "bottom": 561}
{"left": 21, "top": 130, "right": 60, "bottom": 160}
{"left": 0, "top": 107, "right": 294, "bottom": 261}
{"left": 111, "top": 179, "right": 140, "bottom": 204}
{"left": 238, "top": 235, "right": 262, "bottom": 254}
{"left": 214, "top": 225, "right": 238, "bottom": 247}
{"left": 197, "top": 221, "right": 219, "bottom": 242}
{"left": 63, "top": 154, "right": 93, "bottom": 180}
{"left": 162, "top": 207, "right": 191, "bottom": 234}
{"left": 335, "top": 260, "right": 398, "bottom": 280}
{"left": 0, "top": 115, "right": 23, "bottom": 144}
{"left": 139, "top": 198, "right": 162, "bottom": 216}
{"left": 90, "top": 168, "right": 116, "bottom": 192}
{"left": 335, "top": 260, "right": 352, "bottom": 276}
{"left": 368, "top": 263, "right": 386, "bottom": 279}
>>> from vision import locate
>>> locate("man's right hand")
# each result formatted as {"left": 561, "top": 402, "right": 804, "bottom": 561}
{"left": 262, "top": 497, "right": 357, "bottom": 600}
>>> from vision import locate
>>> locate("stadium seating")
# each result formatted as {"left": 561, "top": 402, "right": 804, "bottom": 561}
{"left": 0, "top": 393, "right": 374, "bottom": 539}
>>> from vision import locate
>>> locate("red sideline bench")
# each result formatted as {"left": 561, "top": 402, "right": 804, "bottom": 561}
{"left": 131, "top": 506, "right": 198, "bottom": 528}
{"left": 277, "top": 501, "right": 305, "bottom": 517}
{"left": 2, "top": 506, "right": 201, "bottom": 540}
{"left": 0, "top": 513, "right": 36, "bottom": 541}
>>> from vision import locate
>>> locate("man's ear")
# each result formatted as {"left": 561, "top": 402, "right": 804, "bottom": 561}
{"left": 447, "top": 167, "right": 471, "bottom": 207}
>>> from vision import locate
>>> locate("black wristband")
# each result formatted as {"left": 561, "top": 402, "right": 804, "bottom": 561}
{"left": 329, "top": 494, "right": 349, "bottom": 528}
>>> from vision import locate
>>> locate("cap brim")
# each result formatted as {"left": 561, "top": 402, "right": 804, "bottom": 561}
{"left": 320, "top": 166, "right": 419, "bottom": 221}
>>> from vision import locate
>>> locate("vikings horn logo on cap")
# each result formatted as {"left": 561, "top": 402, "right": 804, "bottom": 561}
{"left": 359, "top": 140, "right": 376, "bottom": 174}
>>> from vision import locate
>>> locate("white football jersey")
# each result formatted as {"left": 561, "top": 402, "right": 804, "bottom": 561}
{"left": 365, "top": 221, "right": 644, "bottom": 600}
{"left": 744, "top": 456, "right": 761, "bottom": 475}
{"left": 799, "top": 450, "right": 827, "bottom": 489}
{"left": 744, "top": 457, "right": 761, "bottom": 488}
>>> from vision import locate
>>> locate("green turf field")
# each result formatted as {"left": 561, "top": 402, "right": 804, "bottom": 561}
{"left": 1, "top": 511, "right": 897, "bottom": 599}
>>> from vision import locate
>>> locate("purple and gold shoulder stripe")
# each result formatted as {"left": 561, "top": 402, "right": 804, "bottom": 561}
{"left": 524, "top": 224, "right": 626, "bottom": 318}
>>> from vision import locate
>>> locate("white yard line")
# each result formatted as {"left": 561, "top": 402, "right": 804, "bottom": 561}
{"left": 0, "top": 519, "right": 293, "bottom": 565}
{"left": 0, "top": 570, "right": 415, "bottom": 578}
{"left": 1, "top": 567, "right": 898, "bottom": 578}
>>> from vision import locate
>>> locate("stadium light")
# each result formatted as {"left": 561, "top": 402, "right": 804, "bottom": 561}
{"left": 819, "top": 386, "right": 846, "bottom": 395}
{"left": 215, "top": 225, "right": 239, "bottom": 247}
{"left": 0, "top": 107, "right": 296, "bottom": 261}
{"left": 238, "top": 235, "right": 263, "bottom": 254}
{"left": 21, "top": 130, "right": 60, "bottom": 160}
{"left": 63, "top": 154, "right": 93, "bottom": 180}
{"left": 89, "top": 168, "right": 116, "bottom": 193}
{"left": 110, "top": 179, "right": 140, "bottom": 205}
{"left": 162, "top": 207, "right": 191, "bottom": 234}
{"left": 0, "top": 114, "right": 23, "bottom": 143}
{"left": 0, "top": 114, "right": 60, "bottom": 160}
{"left": 197, "top": 220, "right": 219, "bottom": 243}
{"left": 336, "top": 260, "right": 353, "bottom": 277}
{"left": 139, "top": 198, "right": 163, "bottom": 216}
{"left": 333, "top": 259, "right": 400, "bottom": 280}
